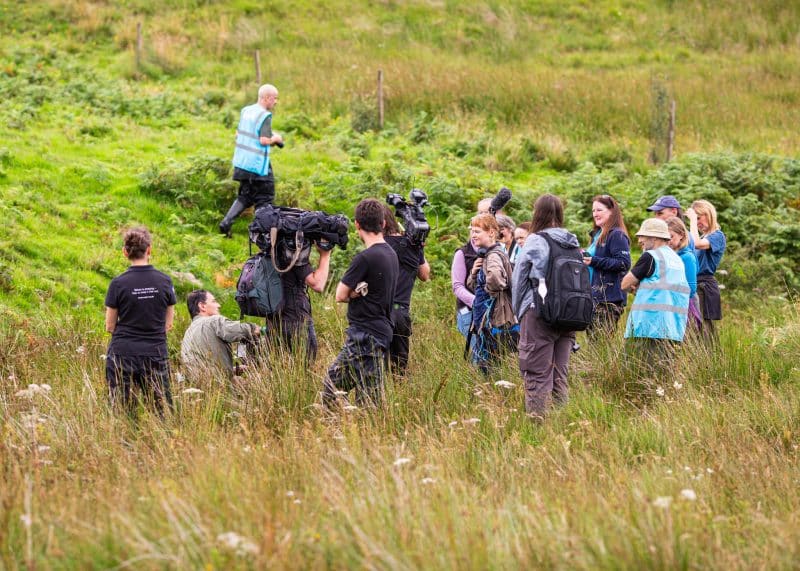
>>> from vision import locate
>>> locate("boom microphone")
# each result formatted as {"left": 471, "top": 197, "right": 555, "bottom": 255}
{"left": 489, "top": 187, "right": 512, "bottom": 215}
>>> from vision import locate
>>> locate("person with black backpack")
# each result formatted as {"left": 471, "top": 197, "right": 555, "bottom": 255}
{"left": 512, "top": 194, "right": 592, "bottom": 419}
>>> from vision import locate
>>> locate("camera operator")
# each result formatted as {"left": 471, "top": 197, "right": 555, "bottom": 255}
{"left": 266, "top": 241, "right": 332, "bottom": 364}
{"left": 382, "top": 205, "right": 431, "bottom": 375}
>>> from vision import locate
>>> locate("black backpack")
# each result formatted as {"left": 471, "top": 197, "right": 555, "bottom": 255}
{"left": 534, "top": 232, "right": 594, "bottom": 331}
{"left": 235, "top": 252, "right": 284, "bottom": 317}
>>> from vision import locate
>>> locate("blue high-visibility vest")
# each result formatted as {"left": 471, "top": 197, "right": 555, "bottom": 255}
{"left": 625, "top": 246, "right": 690, "bottom": 342}
{"left": 232, "top": 104, "right": 271, "bottom": 176}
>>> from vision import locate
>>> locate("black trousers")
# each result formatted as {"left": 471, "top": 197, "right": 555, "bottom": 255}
{"left": 265, "top": 316, "right": 319, "bottom": 364}
{"left": 322, "top": 330, "right": 387, "bottom": 408}
{"left": 236, "top": 176, "right": 275, "bottom": 208}
{"left": 105, "top": 354, "right": 173, "bottom": 415}
{"left": 389, "top": 306, "right": 412, "bottom": 375}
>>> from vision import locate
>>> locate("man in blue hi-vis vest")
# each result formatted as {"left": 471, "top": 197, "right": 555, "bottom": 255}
{"left": 621, "top": 218, "right": 690, "bottom": 379}
{"left": 219, "top": 84, "right": 284, "bottom": 237}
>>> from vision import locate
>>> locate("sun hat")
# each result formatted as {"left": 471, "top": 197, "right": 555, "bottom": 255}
{"left": 635, "top": 218, "right": 671, "bottom": 239}
{"left": 646, "top": 195, "right": 682, "bottom": 211}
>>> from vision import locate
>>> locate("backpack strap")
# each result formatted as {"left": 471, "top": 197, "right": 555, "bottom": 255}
{"left": 269, "top": 227, "right": 305, "bottom": 274}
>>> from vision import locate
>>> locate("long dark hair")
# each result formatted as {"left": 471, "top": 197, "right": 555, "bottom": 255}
{"left": 382, "top": 205, "right": 402, "bottom": 236}
{"left": 591, "top": 194, "right": 628, "bottom": 244}
{"left": 530, "top": 194, "right": 564, "bottom": 233}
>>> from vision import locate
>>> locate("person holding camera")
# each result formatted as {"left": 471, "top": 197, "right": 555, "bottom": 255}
{"left": 382, "top": 205, "right": 431, "bottom": 376}
{"left": 266, "top": 242, "right": 332, "bottom": 363}
{"left": 104, "top": 227, "right": 176, "bottom": 415}
{"left": 322, "top": 199, "right": 399, "bottom": 408}
{"left": 219, "top": 84, "right": 284, "bottom": 237}
{"left": 181, "top": 290, "right": 261, "bottom": 381}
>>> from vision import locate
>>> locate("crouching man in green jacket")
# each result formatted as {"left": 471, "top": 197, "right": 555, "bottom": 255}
{"left": 181, "top": 290, "right": 261, "bottom": 381}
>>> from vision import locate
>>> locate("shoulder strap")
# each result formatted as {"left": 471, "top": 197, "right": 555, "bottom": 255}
{"left": 270, "top": 227, "right": 304, "bottom": 274}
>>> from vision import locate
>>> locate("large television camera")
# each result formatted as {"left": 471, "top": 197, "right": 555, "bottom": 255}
{"left": 386, "top": 189, "right": 430, "bottom": 246}
{"left": 249, "top": 205, "right": 349, "bottom": 269}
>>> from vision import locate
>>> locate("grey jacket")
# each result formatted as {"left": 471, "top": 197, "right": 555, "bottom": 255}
{"left": 181, "top": 315, "right": 257, "bottom": 378}
{"left": 511, "top": 228, "right": 581, "bottom": 321}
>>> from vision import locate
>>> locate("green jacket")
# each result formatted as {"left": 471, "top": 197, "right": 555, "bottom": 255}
{"left": 181, "top": 315, "right": 257, "bottom": 378}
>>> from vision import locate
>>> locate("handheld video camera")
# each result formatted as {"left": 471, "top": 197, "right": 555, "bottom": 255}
{"left": 386, "top": 189, "right": 431, "bottom": 246}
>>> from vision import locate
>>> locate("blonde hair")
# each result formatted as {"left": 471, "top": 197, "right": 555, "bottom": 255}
{"left": 665, "top": 216, "right": 688, "bottom": 250}
{"left": 691, "top": 199, "right": 720, "bottom": 235}
{"left": 470, "top": 213, "right": 499, "bottom": 235}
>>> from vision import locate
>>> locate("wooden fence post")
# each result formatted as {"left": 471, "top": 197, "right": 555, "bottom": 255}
{"left": 666, "top": 99, "right": 676, "bottom": 162}
{"left": 254, "top": 50, "right": 262, "bottom": 85}
{"left": 135, "top": 22, "right": 143, "bottom": 78}
{"left": 377, "top": 69, "right": 384, "bottom": 130}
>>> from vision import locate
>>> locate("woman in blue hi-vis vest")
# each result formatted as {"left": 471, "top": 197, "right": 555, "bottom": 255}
{"left": 621, "top": 218, "right": 690, "bottom": 379}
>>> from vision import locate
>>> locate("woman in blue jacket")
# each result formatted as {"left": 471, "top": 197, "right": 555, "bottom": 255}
{"left": 582, "top": 195, "right": 631, "bottom": 335}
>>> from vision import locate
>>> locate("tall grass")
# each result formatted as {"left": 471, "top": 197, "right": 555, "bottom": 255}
{"left": 2, "top": 300, "right": 799, "bottom": 568}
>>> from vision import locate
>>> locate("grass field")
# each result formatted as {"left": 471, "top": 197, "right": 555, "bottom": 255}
{"left": 1, "top": 0, "right": 799, "bottom": 568}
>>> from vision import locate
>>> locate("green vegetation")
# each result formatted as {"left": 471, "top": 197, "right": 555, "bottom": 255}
{"left": 1, "top": 0, "right": 799, "bottom": 568}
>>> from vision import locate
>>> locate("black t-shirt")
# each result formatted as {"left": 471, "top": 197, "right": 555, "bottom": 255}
{"left": 631, "top": 252, "right": 656, "bottom": 281}
{"left": 105, "top": 265, "right": 177, "bottom": 357}
{"left": 385, "top": 235, "right": 424, "bottom": 308}
{"left": 341, "top": 242, "right": 399, "bottom": 346}
{"left": 233, "top": 116, "right": 274, "bottom": 181}
{"left": 278, "top": 263, "right": 313, "bottom": 323}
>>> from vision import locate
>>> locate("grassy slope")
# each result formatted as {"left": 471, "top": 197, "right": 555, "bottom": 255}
{"left": 1, "top": 1, "right": 800, "bottom": 568}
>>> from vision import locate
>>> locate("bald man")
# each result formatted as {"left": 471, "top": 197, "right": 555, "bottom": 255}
{"left": 220, "top": 84, "right": 284, "bottom": 237}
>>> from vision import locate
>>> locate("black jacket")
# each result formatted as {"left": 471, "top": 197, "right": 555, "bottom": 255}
{"left": 588, "top": 227, "right": 631, "bottom": 305}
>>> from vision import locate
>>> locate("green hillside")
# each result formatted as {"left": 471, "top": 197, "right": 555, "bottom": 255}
{"left": 1, "top": 1, "right": 800, "bottom": 569}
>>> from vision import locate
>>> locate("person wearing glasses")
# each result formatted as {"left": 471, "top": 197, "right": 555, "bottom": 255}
{"left": 582, "top": 195, "right": 631, "bottom": 335}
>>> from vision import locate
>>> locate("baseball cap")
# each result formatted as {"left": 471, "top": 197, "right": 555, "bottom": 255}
{"left": 646, "top": 195, "right": 682, "bottom": 212}
{"left": 635, "top": 218, "right": 671, "bottom": 240}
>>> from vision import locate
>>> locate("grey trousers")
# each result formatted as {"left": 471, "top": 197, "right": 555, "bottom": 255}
{"left": 518, "top": 310, "right": 575, "bottom": 417}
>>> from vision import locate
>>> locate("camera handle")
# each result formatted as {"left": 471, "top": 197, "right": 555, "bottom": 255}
{"left": 269, "top": 227, "right": 305, "bottom": 274}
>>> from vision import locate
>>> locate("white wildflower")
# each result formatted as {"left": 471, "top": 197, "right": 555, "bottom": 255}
{"left": 217, "top": 532, "right": 259, "bottom": 555}
{"left": 37, "top": 445, "right": 50, "bottom": 453}
{"left": 684, "top": 466, "right": 692, "bottom": 472}
{"left": 680, "top": 489, "right": 697, "bottom": 501}
{"left": 182, "top": 388, "right": 203, "bottom": 395}
{"left": 494, "top": 380, "right": 515, "bottom": 389}
{"left": 656, "top": 386, "right": 665, "bottom": 397}
{"left": 462, "top": 418, "right": 481, "bottom": 425}
{"left": 421, "top": 477, "right": 436, "bottom": 485}
{"left": 76, "top": 346, "right": 86, "bottom": 354}
{"left": 706, "top": 468, "right": 714, "bottom": 474}
{"left": 652, "top": 496, "right": 672, "bottom": 509}
{"left": 673, "top": 381, "right": 683, "bottom": 390}
{"left": 334, "top": 390, "right": 348, "bottom": 396}
{"left": 175, "top": 372, "right": 185, "bottom": 383}
{"left": 100, "top": 354, "right": 107, "bottom": 361}
{"left": 393, "top": 457, "right": 412, "bottom": 467}
{"left": 666, "top": 469, "right": 673, "bottom": 475}
{"left": 293, "top": 499, "right": 302, "bottom": 504}
{"left": 324, "top": 305, "right": 333, "bottom": 311}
